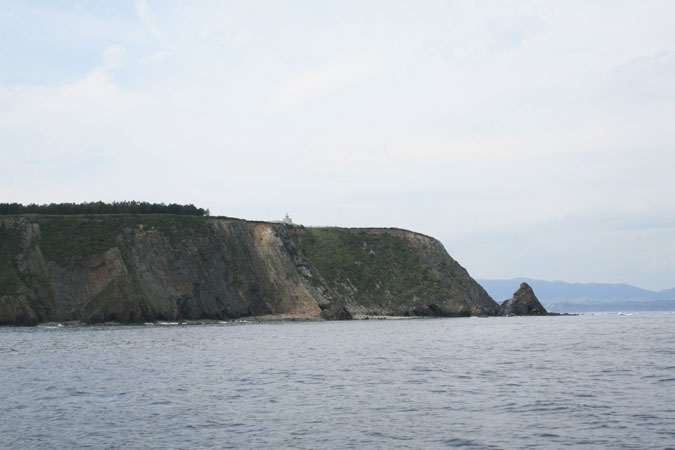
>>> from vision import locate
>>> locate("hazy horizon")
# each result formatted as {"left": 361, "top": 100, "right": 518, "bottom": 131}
{"left": 1, "top": 1, "right": 673, "bottom": 290}
{"left": 477, "top": 277, "right": 675, "bottom": 294}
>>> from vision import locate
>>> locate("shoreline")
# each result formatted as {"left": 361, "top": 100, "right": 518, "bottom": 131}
{"left": 29, "top": 314, "right": 432, "bottom": 327}
{"left": 2, "top": 312, "right": 583, "bottom": 328}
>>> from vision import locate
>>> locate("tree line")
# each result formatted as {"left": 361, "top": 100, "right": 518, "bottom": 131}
{"left": 0, "top": 201, "right": 210, "bottom": 216}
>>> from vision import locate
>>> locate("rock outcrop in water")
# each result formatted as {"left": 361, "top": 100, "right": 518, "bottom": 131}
{"left": 1, "top": 214, "right": 520, "bottom": 325}
{"left": 501, "top": 282, "right": 549, "bottom": 315}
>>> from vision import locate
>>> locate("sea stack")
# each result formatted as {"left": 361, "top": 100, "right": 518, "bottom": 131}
{"left": 501, "top": 282, "right": 548, "bottom": 316}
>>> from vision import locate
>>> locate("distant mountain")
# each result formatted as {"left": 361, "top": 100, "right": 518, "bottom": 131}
{"left": 656, "top": 287, "right": 675, "bottom": 300}
{"left": 478, "top": 278, "right": 675, "bottom": 313}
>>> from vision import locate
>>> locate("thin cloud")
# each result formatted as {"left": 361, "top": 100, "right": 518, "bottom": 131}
{"left": 266, "top": 58, "right": 378, "bottom": 113}
{"left": 135, "top": 0, "right": 167, "bottom": 47}
{"left": 102, "top": 45, "right": 126, "bottom": 70}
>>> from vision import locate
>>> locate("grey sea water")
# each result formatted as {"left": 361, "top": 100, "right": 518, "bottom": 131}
{"left": 1, "top": 313, "right": 674, "bottom": 449}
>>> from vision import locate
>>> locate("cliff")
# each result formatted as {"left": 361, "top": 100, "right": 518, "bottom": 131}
{"left": 0, "top": 215, "right": 500, "bottom": 325}
{"left": 290, "top": 227, "right": 500, "bottom": 317}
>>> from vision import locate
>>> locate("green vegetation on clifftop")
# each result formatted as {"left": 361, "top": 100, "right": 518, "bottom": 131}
{"left": 291, "top": 227, "right": 440, "bottom": 308}
{"left": 35, "top": 214, "right": 210, "bottom": 263}
{"left": 0, "top": 201, "right": 209, "bottom": 216}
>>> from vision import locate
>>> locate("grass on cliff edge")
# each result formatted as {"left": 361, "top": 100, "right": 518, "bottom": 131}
{"left": 291, "top": 228, "right": 439, "bottom": 305}
{"left": 31, "top": 214, "right": 210, "bottom": 263}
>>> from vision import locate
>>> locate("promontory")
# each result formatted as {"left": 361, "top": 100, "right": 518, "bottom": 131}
{"left": 0, "top": 212, "right": 547, "bottom": 325}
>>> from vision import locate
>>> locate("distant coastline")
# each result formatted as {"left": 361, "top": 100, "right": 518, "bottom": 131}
{"left": 479, "top": 278, "right": 675, "bottom": 313}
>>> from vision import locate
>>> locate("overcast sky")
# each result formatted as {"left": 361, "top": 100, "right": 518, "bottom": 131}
{"left": 1, "top": 1, "right": 674, "bottom": 290}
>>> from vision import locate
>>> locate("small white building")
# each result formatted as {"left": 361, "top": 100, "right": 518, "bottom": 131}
{"left": 282, "top": 213, "right": 293, "bottom": 225}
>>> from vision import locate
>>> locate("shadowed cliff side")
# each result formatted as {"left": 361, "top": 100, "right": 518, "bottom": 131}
{"left": 0, "top": 216, "right": 336, "bottom": 325}
{"left": 1, "top": 215, "right": 500, "bottom": 325}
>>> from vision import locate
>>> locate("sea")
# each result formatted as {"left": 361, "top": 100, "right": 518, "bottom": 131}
{"left": 1, "top": 312, "right": 674, "bottom": 449}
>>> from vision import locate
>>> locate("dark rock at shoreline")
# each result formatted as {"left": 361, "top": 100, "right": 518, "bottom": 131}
{"left": 501, "top": 283, "right": 549, "bottom": 316}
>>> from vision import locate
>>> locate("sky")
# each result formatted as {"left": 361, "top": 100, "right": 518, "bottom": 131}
{"left": 1, "top": 1, "right": 674, "bottom": 291}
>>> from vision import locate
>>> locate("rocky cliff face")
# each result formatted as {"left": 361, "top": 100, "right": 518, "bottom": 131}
{"left": 0, "top": 215, "right": 500, "bottom": 325}
{"left": 501, "top": 282, "right": 549, "bottom": 315}
{"left": 289, "top": 227, "right": 500, "bottom": 317}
